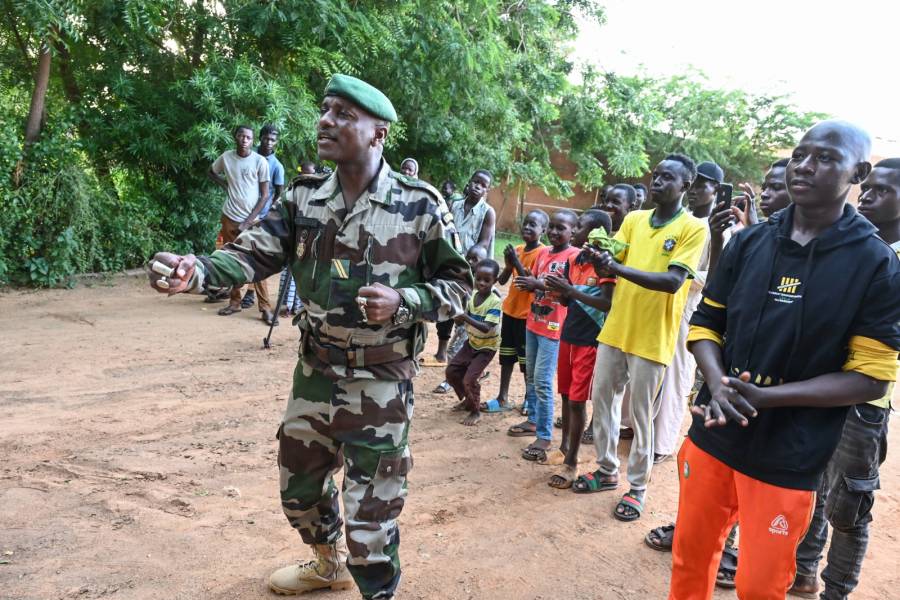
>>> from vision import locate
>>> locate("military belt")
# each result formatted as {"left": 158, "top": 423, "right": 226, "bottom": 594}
{"left": 307, "top": 336, "right": 406, "bottom": 368}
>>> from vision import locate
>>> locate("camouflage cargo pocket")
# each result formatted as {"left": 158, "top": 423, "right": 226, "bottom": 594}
{"left": 354, "top": 449, "right": 413, "bottom": 522}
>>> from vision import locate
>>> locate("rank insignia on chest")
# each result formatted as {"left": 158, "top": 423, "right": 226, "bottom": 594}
{"left": 297, "top": 230, "right": 309, "bottom": 259}
{"left": 331, "top": 258, "right": 351, "bottom": 279}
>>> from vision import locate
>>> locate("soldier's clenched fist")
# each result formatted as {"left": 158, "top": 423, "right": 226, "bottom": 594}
{"left": 356, "top": 282, "right": 401, "bottom": 324}
{"left": 148, "top": 252, "right": 197, "bottom": 295}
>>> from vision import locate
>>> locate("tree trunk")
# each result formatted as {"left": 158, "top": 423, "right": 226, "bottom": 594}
{"left": 24, "top": 42, "right": 51, "bottom": 145}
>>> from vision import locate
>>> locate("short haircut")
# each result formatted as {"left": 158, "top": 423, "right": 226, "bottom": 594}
{"left": 553, "top": 208, "right": 579, "bottom": 225}
{"left": 663, "top": 153, "right": 697, "bottom": 183}
{"left": 874, "top": 158, "right": 900, "bottom": 171}
{"left": 475, "top": 258, "right": 501, "bottom": 279}
{"left": 260, "top": 124, "right": 279, "bottom": 138}
{"left": 473, "top": 169, "right": 493, "bottom": 183}
{"left": 581, "top": 209, "right": 612, "bottom": 235}
{"left": 611, "top": 183, "right": 637, "bottom": 207}
{"left": 806, "top": 120, "right": 871, "bottom": 163}
{"left": 442, "top": 179, "right": 456, "bottom": 191}
{"left": 771, "top": 158, "right": 790, "bottom": 169}
{"left": 233, "top": 124, "right": 253, "bottom": 137}
{"left": 525, "top": 208, "right": 549, "bottom": 227}
{"left": 633, "top": 183, "right": 648, "bottom": 194}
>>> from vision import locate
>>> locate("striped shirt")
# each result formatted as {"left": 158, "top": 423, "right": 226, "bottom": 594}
{"left": 466, "top": 290, "right": 503, "bottom": 351}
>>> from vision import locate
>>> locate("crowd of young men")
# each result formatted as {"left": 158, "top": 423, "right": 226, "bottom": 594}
{"left": 145, "top": 71, "right": 898, "bottom": 600}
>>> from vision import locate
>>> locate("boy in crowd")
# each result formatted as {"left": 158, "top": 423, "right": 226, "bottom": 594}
{"left": 207, "top": 124, "right": 271, "bottom": 322}
{"left": 241, "top": 124, "right": 286, "bottom": 311}
{"left": 432, "top": 245, "right": 489, "bottom": 394}
{"left": 546, "top": 209, "right": 616, "bottom": 485}
{"left": 573, "top": 155, "right": 707, "bottom": 525}
{"left": 633, "top": 183, "right": 649, "bottom": 209}
{"left": 489, "top": 210, "right": 548, "bottom": 412}
{"left": 670, "top": 121, "right": 899, "bottom": 599}
{"left": 759, "top": 158, "right": 791, "bottom": 218}
{"left": 445, "top": 258, "right": 503, "bottom": 426}
{"left": 649, "top": 161, "right": 721, "bottom": 464}
{"left": 583, "top": 184, "right": 636, "bottom": 443}
{"left": 789, "top": 157, "right": 900, "bottom": 599}
{"left": 507, "top": 210, "right": 580, "bottom": 461}
{"left": 434, "top": 170, "right": 497, "bottom": 363}
{"left": 601, "top": 184, "right": 636, "bottom": 232}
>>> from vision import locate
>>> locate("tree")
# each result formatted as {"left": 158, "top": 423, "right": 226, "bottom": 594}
{"left": 0, "top": 1, "right": 820, "bottom": 287}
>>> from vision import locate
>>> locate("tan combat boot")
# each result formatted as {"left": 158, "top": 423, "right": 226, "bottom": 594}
{"left": 269, "top": 537, "right": 354, "bottom": 595}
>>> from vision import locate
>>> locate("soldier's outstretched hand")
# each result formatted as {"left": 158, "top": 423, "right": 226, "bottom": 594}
{"left": 148, "top": 252, "right": 197, "bottom": 295}
{"left": 357, "top": 282, "right": 401, "bottom": 324}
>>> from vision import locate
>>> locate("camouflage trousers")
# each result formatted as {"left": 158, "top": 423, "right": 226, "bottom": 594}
{"left": 278, "top": 358, "right": 414, "bottom": 600}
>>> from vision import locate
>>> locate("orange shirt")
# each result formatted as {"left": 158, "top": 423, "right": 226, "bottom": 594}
{"left": 501, "top": 243, "right": 545, "bottom": 319}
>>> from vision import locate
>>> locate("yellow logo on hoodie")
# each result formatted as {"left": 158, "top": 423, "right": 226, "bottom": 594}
{"left": 776, "top": 276, "right": 802, "bottom": 295}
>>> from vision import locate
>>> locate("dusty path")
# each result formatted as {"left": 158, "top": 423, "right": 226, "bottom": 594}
{"left": 1, "top": 275, "right": 898, "bottom": 599}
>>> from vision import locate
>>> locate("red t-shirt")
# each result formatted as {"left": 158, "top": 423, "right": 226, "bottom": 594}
{"left": 526, "top": 245, "right": 580, "bottom": 340}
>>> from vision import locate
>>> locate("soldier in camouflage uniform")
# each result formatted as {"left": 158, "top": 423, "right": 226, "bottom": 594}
{"left": 147, "top": 74, "right": 471, "bottom": 599}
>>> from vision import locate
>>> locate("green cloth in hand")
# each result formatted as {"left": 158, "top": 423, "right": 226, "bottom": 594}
{"left": 587, "top": 228, "right": 628, "bottom": 256}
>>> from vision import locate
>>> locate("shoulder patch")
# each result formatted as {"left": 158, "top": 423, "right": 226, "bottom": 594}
{"left": 287, "top": 173, "right": 329, "bottom": 190}
{"left": 390, "top": 170, "right": 441, "bottom": 200}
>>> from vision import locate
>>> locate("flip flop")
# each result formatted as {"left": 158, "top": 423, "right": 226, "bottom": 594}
{"left": 522, "top": 445, "right": 547, "bottom": 462}
{"left": 572, "top": 470, "right": 618, "bottom": 494}
{"left": 538, "top": 448, "right": 566, "bottom": 466}
{"left": 217, "top": 306, "right": 241, "bottom": 316}
{"left": 644, "top": 524, "right": 675, "bottom": 552}
{"left": 613, "top": 491, "right": 645, "bottom": 522}
{"left": 420, "top": 358, "right": 446, "bottom": 368}
{"left": 507, "top": 422, "right": 536, "bottom": 437}
{"left": 548, "top": 465, "right": 578, "bottom": 489}
{"left": 481, "top": 399, "right": 511, "bottom": 413}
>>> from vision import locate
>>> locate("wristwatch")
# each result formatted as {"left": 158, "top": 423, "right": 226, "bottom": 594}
{"left": 392, "top": 297, "right": 412, "bottom": 325}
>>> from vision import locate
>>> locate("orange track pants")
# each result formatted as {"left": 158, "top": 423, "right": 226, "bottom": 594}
{"left": 668, "top": 438, "right": 815, "bottom": 600}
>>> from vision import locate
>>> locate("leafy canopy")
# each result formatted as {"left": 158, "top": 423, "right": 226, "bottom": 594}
{"left": 0, "top": 0, "right": 818, "bottom": 286}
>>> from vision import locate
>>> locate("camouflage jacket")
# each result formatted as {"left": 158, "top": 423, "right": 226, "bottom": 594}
{"left": 191, "top": 159, "right": 472, "bottom": 380}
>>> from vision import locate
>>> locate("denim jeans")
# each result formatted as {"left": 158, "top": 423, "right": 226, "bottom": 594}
{"left": 795, "top": 402, "right": 890, "bottom": 599}
{"left": 524, "top": 329, "right": 559, "bottom": 441}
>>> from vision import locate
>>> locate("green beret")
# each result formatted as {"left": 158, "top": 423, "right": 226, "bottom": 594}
{"left": 324, "top": 74, "right": 397, "bottom": 123}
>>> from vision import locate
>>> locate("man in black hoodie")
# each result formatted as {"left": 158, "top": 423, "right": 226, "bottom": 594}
{"left": 668, "top": 121, "right": 900, "bottom": 600}
{"left": 789, "top": 158, "right": 900, "bottom": 599}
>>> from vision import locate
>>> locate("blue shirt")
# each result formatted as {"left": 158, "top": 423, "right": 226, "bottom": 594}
{"left": 257, "top": 150, "right": 285, "bottom": 218}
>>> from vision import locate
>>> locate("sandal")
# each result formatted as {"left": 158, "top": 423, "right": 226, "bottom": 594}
{"left": 613, "top": 491, "right": 645, "bottom": 522}
{"left": 432, "top": 382, "right": 450, "bottom": 394}
{"left": 653, "top": 453, "right": 672, "bottom": 465}
{"left": 522, "top": 445, "right": 548, "bottom": 462}
{"left": 581, "top": 427, "right": 593, "bottom": 444}
{"left": 549, "top": 466, "right": 578, "bottom": 489}
{"left": 507, "top": 422, "right": 536, "bottom": 437}
{"left": 554, "top": 416, "right": 563, "bottom": 429}
{"left": 572, "top": 470, "right": 618, "bottom": 494}
{"left": 481, "top": 398, "right": 511, "bottom": 413}
{"left": 217, "top": 305, "right": 241, "bottom": 316}
{"left": 538, "top": 448, "right": 566, "bottom": 466}
{"left": 715, "top": 546, "right": 738, "bottom": 589}
{"left": 644, "top": 524, "right": 675, "bottom": 552}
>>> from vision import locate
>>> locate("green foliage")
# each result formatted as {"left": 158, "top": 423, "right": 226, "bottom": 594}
{"left": 0, "top": 0, "right": 820, "bottom": 286}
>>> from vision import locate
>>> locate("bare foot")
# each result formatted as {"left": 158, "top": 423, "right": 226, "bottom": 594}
{"left": 451, "top": 400, "right": 467, "bottom": 412}
{"left": 434, "top": 353, "right": 447, "bottom": 363}
{"left": 461, "top": 411, "right": 481, "bottom": 426}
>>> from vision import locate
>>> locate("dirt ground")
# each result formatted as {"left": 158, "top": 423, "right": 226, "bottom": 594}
{"left": 1, "top": 274, "right": 898, "bottom": 600}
